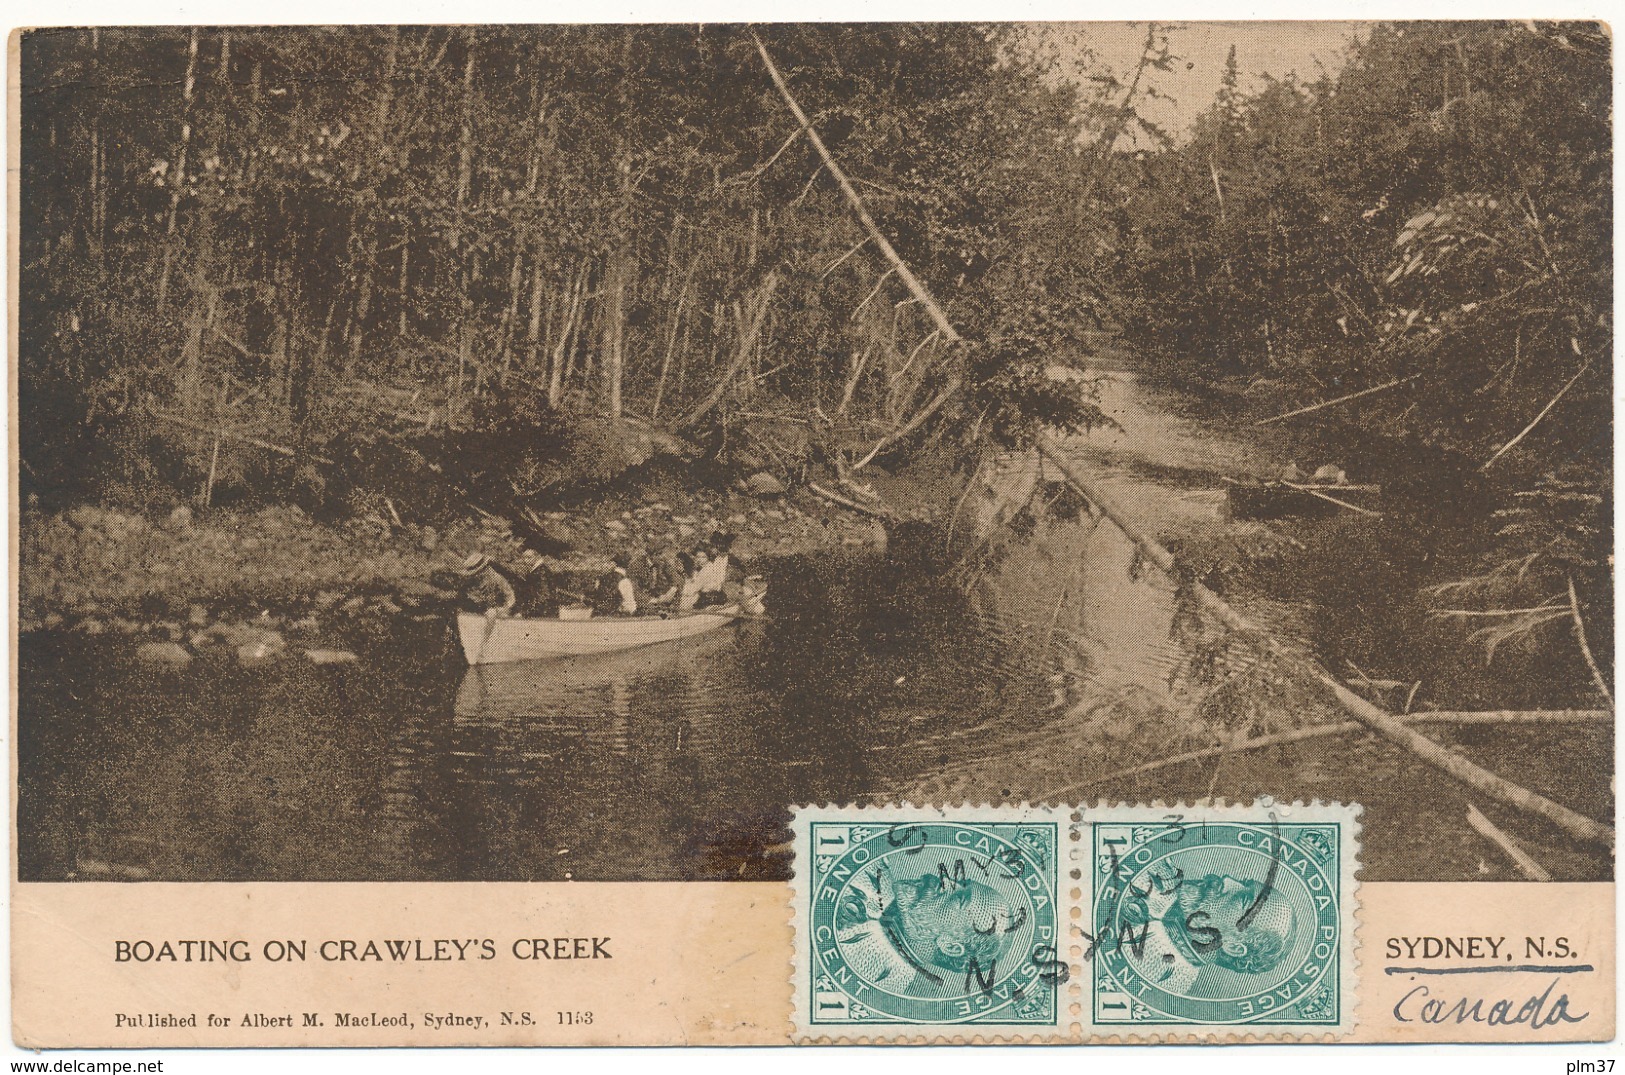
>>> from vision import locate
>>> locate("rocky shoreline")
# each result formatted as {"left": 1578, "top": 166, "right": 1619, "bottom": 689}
{"left": 18, "top": 480, "right": 892, "bottom": 669}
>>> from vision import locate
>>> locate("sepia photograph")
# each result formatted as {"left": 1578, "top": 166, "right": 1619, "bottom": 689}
{"left": 14, "top": 20, "right": 1612, "bottom": 892}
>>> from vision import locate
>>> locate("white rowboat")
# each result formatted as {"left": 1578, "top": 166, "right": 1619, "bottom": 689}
{"left": 456, "top": 594, "right": 761, "bottom": 665}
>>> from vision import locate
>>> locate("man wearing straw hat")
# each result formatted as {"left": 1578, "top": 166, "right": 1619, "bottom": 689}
{"left": 457, "top": 552, "right": 517, "bottom": 617}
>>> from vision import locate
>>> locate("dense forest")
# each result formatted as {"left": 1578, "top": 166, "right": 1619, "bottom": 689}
{"left": 17, "top": 21, "right": 1612, "bottom": 671}
{"left": 19, "top": 24, "right": 1124, "bottom": 507}
{"left": 1113, "top": 21, "right": 1610, "bottom": 675}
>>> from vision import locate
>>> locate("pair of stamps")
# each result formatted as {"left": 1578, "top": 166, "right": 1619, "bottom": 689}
{"left": 791, "top": 801, "right": 1359, "bottom": 1041}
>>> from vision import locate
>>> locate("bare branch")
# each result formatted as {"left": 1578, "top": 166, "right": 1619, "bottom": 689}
{"left": 1481, "top": 357, "right": 1594, "bottom": 471}
{"left": 1568, "top": 575, "right": 1613, "bottom": 705}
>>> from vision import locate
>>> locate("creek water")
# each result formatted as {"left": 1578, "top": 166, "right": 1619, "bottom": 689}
{"left": 18, "top": 365, "right": 1612, "bottom": 883}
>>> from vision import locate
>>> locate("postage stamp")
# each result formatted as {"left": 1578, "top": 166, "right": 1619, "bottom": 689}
{"left": 790, "top": 805, "right": 1072, "bottom": 1039}
{"left": 791, "top": 800, "right": 1359, "bottom": 1041}
{"left": 1083, "top": 801, "right": 1360, "bottom": 1038}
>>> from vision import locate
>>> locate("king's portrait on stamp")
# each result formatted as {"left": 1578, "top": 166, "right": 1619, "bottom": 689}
{"left": 795, "top": 810, "right": 1066, "bottom": 1033}
{"left": 1088, "top": 805, "right": 1354, "bottom": 1032}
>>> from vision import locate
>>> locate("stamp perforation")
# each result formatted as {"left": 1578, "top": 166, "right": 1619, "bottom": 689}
{"left": 790, "top": 803, "right": 1079, "bottom": 1043}
{"left": 792, "top": 798, "right": 1360, "bottom": 1043}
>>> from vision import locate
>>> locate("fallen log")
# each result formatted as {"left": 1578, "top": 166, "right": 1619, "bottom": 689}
{"left": 753, "top": 33, "right": 959, "bottom": 346}
{"left": 750, "top": 30, "right": 1609, "bottom": 851}
{"left": 807, "top": 481, "right": 894, "bottom": 520}
{"left": 1409, "top": 708, "right": 1610, "bottom": 724}
{"left": 1481, "top": 356, "right": 1593, "bottom": 471}
{"left": 1279, "top": 479, "right": 1383, "bottom": 517}
{"left": 1045, "top": 710, "right": 1611, "bottom": 795}
{"left": 149, "top": 410, "right": 335, "bottom": 465}
{"left": 1036, "top": 434, "right": 1613, "bottom": 850}
{"left": 1253, "top": 373, "right": 1422, "bottom": 427}
{"left": 1466, "top": 804, "right": 1553, "bottom": 881}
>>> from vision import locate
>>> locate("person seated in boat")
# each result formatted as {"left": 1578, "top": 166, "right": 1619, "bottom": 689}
{"left": 694, "top": 537, "right": 727, "bottom": 591}
{"left": 594, "top": 552, "right": 640, "bottom": 616}
{"left": 676, "top": 551, "right": 703, "bottom": 611}
{"left": 713, "top": 531, "right": 757, "bottom": 606}
{"left": 514, "top": 548, "right": 560, "bottom": 616}
{"left": 725, "top": 534, "right": 752, "bottom": 586}
{"left": 625, "top": 544, "right": 656, "bottom": 597}
{"left": 692, "top": 532, "right": 737, "bottom": 608}
{"left": 1311, "top": 464, "right": 1348, "bottom": 485}
{"left": 457, "top": 552, "right": 517, "bottom": 618}
{"left": 641, "top": 541, "right": 685, "bottom": 607}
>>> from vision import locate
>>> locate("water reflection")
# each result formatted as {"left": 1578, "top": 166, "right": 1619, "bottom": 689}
{"left": 441, "top": 631, "right": 761, "bottom": 881}
{"left": 18, "top": 552, "right": 1043, "bottom": 882}
{"left": 16, "top": 372, "right": 1611, "bottom": 884}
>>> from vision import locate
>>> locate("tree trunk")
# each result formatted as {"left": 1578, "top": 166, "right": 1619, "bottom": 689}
{"left": 296, "top": 299, "right": 337, "bottom": 427}
{"left": 525, "top": 247, "right": 548, "bottom": 383}
{"left": 376, "top": 26, "right": 401, "bottom": 128}
{"left": 397, "top": 243, "right": 410, "bottom": 340}
{"left": 550, "top": 264, "right": 587, "bottom": 408}
{"left": 651, "top": 259, "right": 696, "bottom": 421}
{"left": 752, "top": 33, "right": 960, "bottom": 346}
{"left": 88, "top": 29, "right": 105, "bottom": 272}
{"left": 458, "top": 254, "right": 479, "bottom": 404}
{"left": 347, "top": 242, "right": 375, "bottom": 376}
{"left": 272, "top": 290, "right": 292, "bottom": 407}
{"left": 202, "top": 376, "right": 228, "bottom": 508}
{"left": 599, "top": 28, "right": 636, "bottom": 420}
{"left": 449, "top": 33, "right": 478, "bottom": 416}
{"left": 450, "top": 37, "right": 477, "bottom": 253}
{"left": 348, "top": 27, "right": 400, "bottom": 374}
{"left": 680, "top": 272, "right": 779, "bottom": 429}
{"left": 499, "top": 245, "right": 525, "bottom": 382}
{"left": 156, "top": 27, "right": 200, "bottom": 313}
{"left": 245, "top": 59, "right": 263, "bottom": 185}
{"left": 602, "top": 247, "right": 626, "bottom": 418}
{"left": 178, "top": 292, "right": 213, "bottom": 414}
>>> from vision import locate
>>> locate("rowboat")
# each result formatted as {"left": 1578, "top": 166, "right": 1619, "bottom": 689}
{"left": 456, "top": 589, "right": 764, "bottom": 665}
{"left": 453, "top": 629, "right": 736, "bottom": 718}
{"left": 1226, "top": 481, "right": 1382, "bottom": 520}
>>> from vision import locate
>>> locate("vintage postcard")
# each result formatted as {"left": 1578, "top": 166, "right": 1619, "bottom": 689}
{"left": 9, "top": 19, "right": 1614, "bottom": 1053}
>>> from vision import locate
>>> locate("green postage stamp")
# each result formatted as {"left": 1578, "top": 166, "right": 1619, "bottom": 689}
{"left": 792, "top": 805, "right": 1071, "bottom": 1038}
{"left": 791, "top": 801, "right": 1359, "bottom": 1041}
{"left": 1086, "top": 801, "right": 1359, "bottom": 1037}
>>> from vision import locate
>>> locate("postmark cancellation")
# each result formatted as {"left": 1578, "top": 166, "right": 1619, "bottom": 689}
{"left": 791, "top": 800, "right": 1359, "bottom": 1041}
{"left": 1084, "top": 801, "right": 1360, "bottom": 1038}
{"left": 791, "top": 805, "right": 1072, "bottom": 1039}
